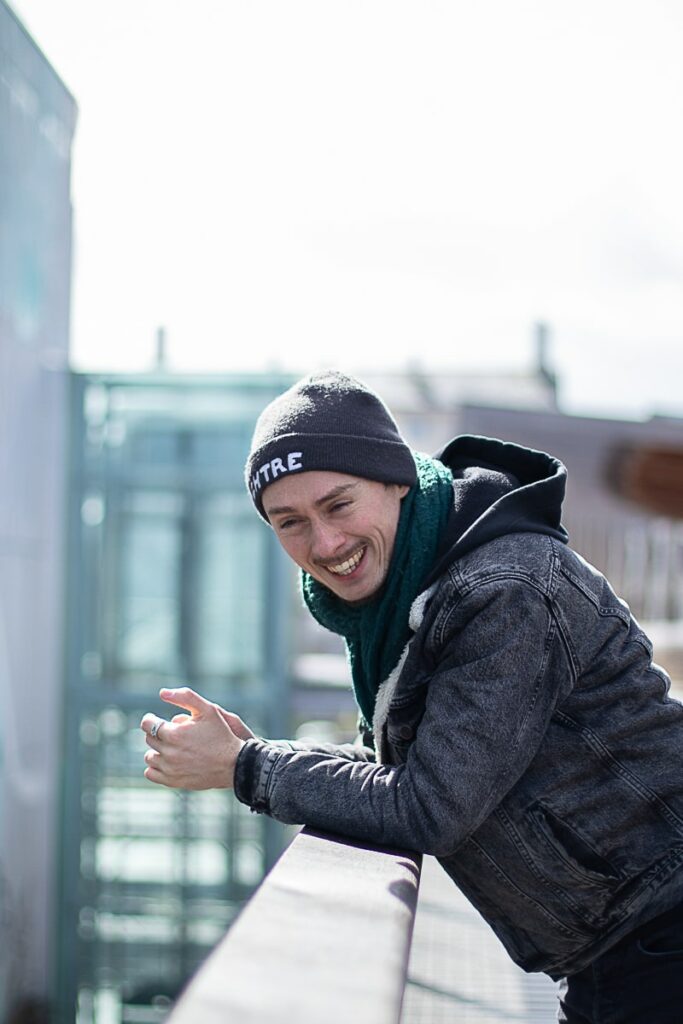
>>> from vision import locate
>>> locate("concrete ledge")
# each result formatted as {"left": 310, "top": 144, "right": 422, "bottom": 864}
{"left": 167, "top": 827, "right": 422, "bottom": 1024}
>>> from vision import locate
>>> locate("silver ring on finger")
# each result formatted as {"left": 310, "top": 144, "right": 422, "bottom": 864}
{"left": 150, "top": 718, "right": 163, "bottom": 739}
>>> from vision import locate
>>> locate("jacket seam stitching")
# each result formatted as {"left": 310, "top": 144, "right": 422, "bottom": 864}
{"left": 555, "top": 710, "right": 683, "bottom": 833}
{"left": 559, "top": 565, "right": 631, "bottom": 623}
{"left": 507, "top": 611, "right": 558, "bottom": 757}
{"left": 435, "top": 573, "right": 554, "bottom": 645}
{"left": 551, "top": 606, "right": 581, "bottom": 681}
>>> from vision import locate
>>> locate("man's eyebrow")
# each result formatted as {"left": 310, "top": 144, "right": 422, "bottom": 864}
{"left": 266, "top": 482, "right": 359, "bottom": 518}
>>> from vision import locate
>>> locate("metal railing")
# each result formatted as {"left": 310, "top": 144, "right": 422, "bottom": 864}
{"left": 166, "top": 827, "right": 422, "bottom": 1024}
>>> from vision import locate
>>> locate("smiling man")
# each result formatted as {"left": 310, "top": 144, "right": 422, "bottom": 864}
{"left": 142, "top": 370, "right": 683, "bottom": 1023}
{"left": 264, "top": 473, "right": 409, "bottom": 604}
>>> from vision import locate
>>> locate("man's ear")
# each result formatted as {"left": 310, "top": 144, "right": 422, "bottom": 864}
{"left": 397, "top": 484, "right": 410, "bottom": 500}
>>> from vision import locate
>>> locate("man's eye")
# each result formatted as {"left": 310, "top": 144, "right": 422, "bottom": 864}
{"left": 330, "top": 501, "right": 351, "bottom": 513}
{"left": 278, "top": 518, "right": 298, "bottom": 531}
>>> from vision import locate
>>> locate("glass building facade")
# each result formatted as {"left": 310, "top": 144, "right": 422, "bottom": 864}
{"left": 58, "top": 373, "right": 296, "bottom": 1024}
{"left": 0, "top": 2, "right": 76, "bottom": 1019}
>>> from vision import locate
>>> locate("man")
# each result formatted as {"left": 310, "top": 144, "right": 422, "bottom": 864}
{"left": 142, "top": 371, "right": 683, "bottom": 1023}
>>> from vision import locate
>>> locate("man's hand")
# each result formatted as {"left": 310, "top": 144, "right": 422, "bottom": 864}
{"left": 140, "top": 687, "right": 250, "bottom": 790}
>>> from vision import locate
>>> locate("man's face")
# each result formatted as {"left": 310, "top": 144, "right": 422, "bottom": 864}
{"left": 263, "top": 471, "right": 410, "bottom": 604}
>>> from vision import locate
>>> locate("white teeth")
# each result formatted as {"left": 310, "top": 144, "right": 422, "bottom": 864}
{"left": 327, "top": 548, "right": 364, "bottom": 576}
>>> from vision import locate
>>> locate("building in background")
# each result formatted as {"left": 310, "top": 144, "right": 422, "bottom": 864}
{"left": 362, "top": 322, "right": 559, "bottom": 456}
{"left": 57, "top": 373, "right": 296, "bottom": 1024}
{"left": 0, "top": 2, "right": 77, "bottom": 1020}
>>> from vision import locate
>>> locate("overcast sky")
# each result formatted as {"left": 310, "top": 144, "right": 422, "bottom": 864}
{"left": 10, "top": 0, "right": 683, "bottom": 419}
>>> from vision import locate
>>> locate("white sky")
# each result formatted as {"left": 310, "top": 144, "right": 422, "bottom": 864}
{"left": 10, "top": 0, "right": 683, "bottom": 419}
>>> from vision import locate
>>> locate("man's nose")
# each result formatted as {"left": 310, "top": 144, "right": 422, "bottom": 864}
{"left": 310, "top": 519, "right": 346, "bottom": 561}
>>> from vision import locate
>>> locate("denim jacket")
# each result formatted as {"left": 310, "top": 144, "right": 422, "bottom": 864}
{"left": 235, "top": 438, "right": 683, "bottom": 978}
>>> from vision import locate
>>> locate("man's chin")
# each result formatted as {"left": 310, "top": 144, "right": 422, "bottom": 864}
{"left": 323, "top": 575, "right": 384, "bottom": 606}
{"left": 342, "top": 592, "right": 376, "bottom": 606}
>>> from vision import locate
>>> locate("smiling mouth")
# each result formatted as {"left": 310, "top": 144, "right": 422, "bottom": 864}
{"left": 325, "top": 547, "right": 366, "bottom": 577}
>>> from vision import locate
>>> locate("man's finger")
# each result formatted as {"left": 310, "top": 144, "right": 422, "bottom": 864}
{"left": 140, "top": 713, "right": 166, "bottom": 740}
{"left": 159, "top": 686, "right": 211, "bottom": 717}
{"left": 144, "top": 765, "right": 170, "bottom": 787}
{"left": 144, "top": 749, "right": 162, "bottom": 769}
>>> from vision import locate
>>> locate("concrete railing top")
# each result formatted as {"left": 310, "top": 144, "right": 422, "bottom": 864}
{"left": 167, "top": 827, "right": 422, "bottom": 1024}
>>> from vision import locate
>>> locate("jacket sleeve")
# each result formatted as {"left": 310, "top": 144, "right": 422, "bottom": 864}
{"left": 255, "top": 736, "right": 375, "bottom": 761}
{"left": 234, "top": 578, "right": 572, "bottom": 856}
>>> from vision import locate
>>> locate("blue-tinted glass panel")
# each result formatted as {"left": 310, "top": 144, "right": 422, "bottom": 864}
{"left": 128, "top": 428, "right": 179, "bottom": 467}
{"left": 191, "top": 429, "right": 251, "bottom": 469}
{"left": 117, "top": 493, "right": 183, "bottom": 676}
{"left": 194, "top": 495, "right": 266, "bottom": 680}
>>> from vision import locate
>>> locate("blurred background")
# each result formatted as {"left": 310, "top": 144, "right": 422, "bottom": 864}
{"left": 1, "top": 1, "right": 683, "bottom": 1022}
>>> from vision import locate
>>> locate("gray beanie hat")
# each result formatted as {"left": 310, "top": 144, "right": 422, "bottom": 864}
{"left": 245, "top": 370, "right": 417, "bottom": 520}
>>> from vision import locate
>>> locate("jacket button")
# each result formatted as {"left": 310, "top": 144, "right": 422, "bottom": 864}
{"left": 398, "top": 724, "right": 414, "bottom": 740}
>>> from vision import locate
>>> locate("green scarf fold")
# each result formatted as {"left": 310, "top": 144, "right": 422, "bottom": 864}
{"left": 301, "top": 452, "right": 454, "bottom": 728}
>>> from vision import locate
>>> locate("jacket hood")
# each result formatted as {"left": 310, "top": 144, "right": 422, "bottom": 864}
{"left": 423, "top": 434, "right": 569, "bottom": 588}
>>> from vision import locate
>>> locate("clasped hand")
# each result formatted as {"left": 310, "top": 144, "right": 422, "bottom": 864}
{"left": 140, "top": 687, "right": 254, "bottom": 790}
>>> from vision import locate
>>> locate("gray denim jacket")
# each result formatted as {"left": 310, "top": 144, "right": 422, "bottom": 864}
{"left": 235, "top": 438, "right": 683, "bottom": 978}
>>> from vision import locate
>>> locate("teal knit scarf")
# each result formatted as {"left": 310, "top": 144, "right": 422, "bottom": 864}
{"left": 301, "top": 452, "right": 454, "bottom": 728}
